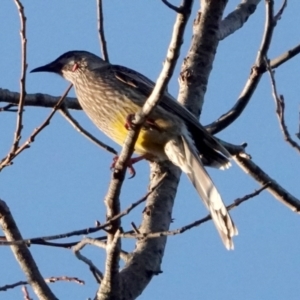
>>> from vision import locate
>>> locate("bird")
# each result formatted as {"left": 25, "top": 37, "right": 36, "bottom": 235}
{"left": 31, "top": 50, "right": 238, "bottom": 249}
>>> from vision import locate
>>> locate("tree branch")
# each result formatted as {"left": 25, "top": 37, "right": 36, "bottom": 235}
{"left": 0, "top": 84, "right": 72, "bottom": 172}
{"left": 96, "top": 0, "right": 109, "bottom": 62}
{"left": 0, "top": 276, "right": 84, "bottom": 292}
{"left": 219, "top": 0, "right": 261, "bottom": 40}
{"left": 121, "top": 183, "right": 269, "bottom": 239}
{"left": 234, "top": 154, "right": 300, "bottom": 212}
{"left": 0, "top": 200, "right": 58, "bottom": 300}
{"left": 206, "top": 0, "right": 275, "bottom": 134}
{"left": 11, "top": 0, "right": 27, "bottom": 153}
{"left": 59, "top": 105, "right": 117, "bottom": 155}
{"left": 265, "top": 58, "right": 300, "bottom": 153}
{"left": 98, "top": 1, "right": 193, "bottom": 299}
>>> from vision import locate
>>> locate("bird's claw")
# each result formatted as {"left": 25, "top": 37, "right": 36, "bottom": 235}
{"left": 125, "top": 114, "right": 135, "bottom": 130}
{"left": 124, "top": 114, "right": 160, "bottom": 132}
{"left": 110, "top": 155, "right": 136, "bottom": 179}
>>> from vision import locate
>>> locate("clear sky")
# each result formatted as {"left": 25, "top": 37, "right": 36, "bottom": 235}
{"left": 1, "top": 1, "right": 300, "bottom": 299}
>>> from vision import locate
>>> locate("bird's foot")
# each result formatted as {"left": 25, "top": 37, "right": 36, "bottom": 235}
{"left": 110, "top": 155, "right": 145, "bottom": 178}
{"left": 125, "top": 114, "right": 160, "bottom": 131}
{"left": 125, "top": 114, "right": 135, "bottom": 130}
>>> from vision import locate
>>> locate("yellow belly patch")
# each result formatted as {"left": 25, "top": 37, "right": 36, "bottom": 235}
{"left": 107, "top": 115, "right": 167, "bottom": 157}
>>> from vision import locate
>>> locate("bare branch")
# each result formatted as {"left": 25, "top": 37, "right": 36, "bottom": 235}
{"left": 269, "top": 43, "right": 300, "bottom": 70}
{"left": 161, "top": 0, "right": 182, "bottom": 13}
{"left": 265, "top": 58, "right": 300, "bottom": 153}
{"left": 0, "top": 88, "right": 79, "bottom": 109}
{"left": 99, "top": 230, "right": 121, "bottom": 297}
{"left": 274, "top": 0, "right": 287, "bottom": 23}
{"left": 73, "top": 238, "right": 104, "bottom": 282}
{"left": 234, "top": 154, "right": 300, "bottom": 212}
{"left": 206, "top": 0, "right": 275, "bottom": 134}
{"left": 96, "top": 0, "right": 109, "bottom": 61}
{"left": 0, "top": 200, "right": 58, "bottom": 299}
{"left": 0, "top": 84, "right": 72, "bottom": 172}
{"left": 0, "top": 176, "right": 165, "bottom": 246}
{"left": 59, "top": 106, "right": 117, "bottom": 155}
{"left": 121, "top": 184, "right": 269, "bottom": 239}
{"left": 22, "top": 286, "right": 32, "bottom": 300}
{"left": 98, "top": 1, "right": 193, "bottom": 298}
{"left": 45, "top": 276, "right": 84, "bottom": 285}
{"left": 0, "top": 104, "right": 18, "bottom": 112}
{"left": 0, "top": 281, "right": 27, "bottom": 292}
{"left": 11, "top": 0, "right": 27, "bottom": 153}
{"left": 219, "top": 0, "right": 260, "bottom": 40}
{"left": 0, "top": 277, "right": 84, "bottom": 292}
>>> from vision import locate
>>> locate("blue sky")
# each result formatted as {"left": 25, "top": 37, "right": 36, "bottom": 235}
{"left": 1, "top": 1, "right": 300, "bottom": 299}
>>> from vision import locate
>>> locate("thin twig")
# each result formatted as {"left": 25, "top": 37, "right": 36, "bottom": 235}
{"left": 0, "top": 175, "right": 166, "bottom": 246}
{"left": 274, "top": 0, "right": 287, "bottom": 23}
{"left": 11, "top": 0, "right": 27, "bottom": 153}
{"left": 265, "top": 58, "right": 300, "bottom": 153}
{"left": 22, "top": 286, "right": 32, "bottom": 300}
{"left": 206, "top": 0, "right": 275, "bottom": 134}
{"left": 161, "top": 0, "right": 182, "bottom": 13}
{"left": 96, "top": 0, "right": 109, "bottom": 62}
{"left": 0, "top": 84, "right": 72, "bottom": 172}
{"left": 0, "top": 281, "right": 27, "bottom": 292}
{"left": 59, "top": 105, "right": 117, "bottom": 155}
{"left": 73, "top": 238, "right": 104, "bottom": 283}
{"left": 120, "top": 184, "right": 269, "bottom": 239}
{"left": 0, "top": 277, "right": 84, "bottom": 292}
{"left": 0, "top": 104, "right": 18, "bottom": 112}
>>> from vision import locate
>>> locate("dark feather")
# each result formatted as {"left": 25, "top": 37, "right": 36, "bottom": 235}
{"left": 111, "top": 65, "right": 231, "bottom": 169}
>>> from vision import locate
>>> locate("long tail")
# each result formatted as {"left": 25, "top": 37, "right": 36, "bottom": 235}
{"left": 164, "top": 135, "right": 238, "bottom": 250}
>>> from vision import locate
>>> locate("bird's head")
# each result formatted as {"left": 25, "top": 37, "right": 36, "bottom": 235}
{"left": 31, "top": 50, "right": 107, "bottom": 82}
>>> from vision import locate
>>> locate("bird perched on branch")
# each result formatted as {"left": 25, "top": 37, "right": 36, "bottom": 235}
{"left": 31, "top": 50, "right": 238, "bottom": 249}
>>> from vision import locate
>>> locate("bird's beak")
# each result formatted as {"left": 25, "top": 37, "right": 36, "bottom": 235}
{"left": 30, "top": 61, "right": 62, "bottom": 74}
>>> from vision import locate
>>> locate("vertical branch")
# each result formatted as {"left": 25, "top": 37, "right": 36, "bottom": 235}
{"left": 11, "top": 0, "right": 27, "bottom": 153}
{"left": 113, "top": 1, "right": 193, "bottom": 299}
{"left": 96, "top": 0, "right": 109, "bottom": 62}
{"left": 178, "top": 0, "right": 228, "bottom": 115}
{"left": 265, "top": 59, "right": 300, "bottom": 153}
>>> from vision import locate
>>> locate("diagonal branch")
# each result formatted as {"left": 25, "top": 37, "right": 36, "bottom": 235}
{"left": 219, "top": 0, "right": 261, "bottom": 40}
{"left": 234, "top": 154, "right": 300, "bottom": 212}
{"left": 0, "top": 200, "right": 58, "bottom": 300}
{"left": 121, "top": 183, "right": 270, "bottom": 239}
{"left": 0, "top": 84, "right": 72, "bottom": 172}
{"left": 0, "top": 177, "right": 165, "bottom": 246}
{"left": 206, "top": 0, "right": 275, "bottom": 134}
{"left": 73, "top": 238, "right": 104, "bottom": 283}
{"left": 59, "top": 105, "right": 117, "bottom": 155}
{"left": 161, "top": 0, "right": 183, "bottom": 13}
{"left": 268, "top": 43, "right": 300, "bottom": 70}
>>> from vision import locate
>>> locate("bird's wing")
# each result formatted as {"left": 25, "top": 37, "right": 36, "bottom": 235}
{"left": 164, "top": 134, "right": 238, "bottom": 249}
{"left": 111, "top": 65, "right": 231, "bottom": 160}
